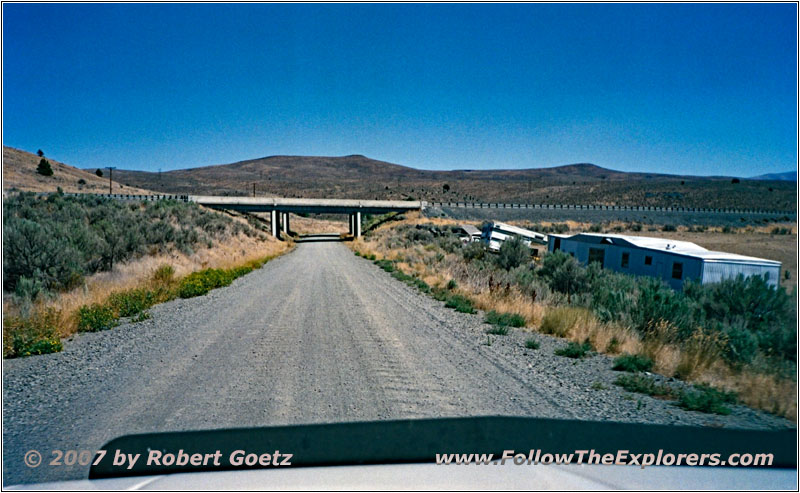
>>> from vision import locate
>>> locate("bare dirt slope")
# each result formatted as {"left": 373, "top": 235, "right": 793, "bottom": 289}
{"left": 2, "top": 146, "right": 152, "bottom": 195}
{"left": 3, "top": 242, "right": 791, "bottom": 485}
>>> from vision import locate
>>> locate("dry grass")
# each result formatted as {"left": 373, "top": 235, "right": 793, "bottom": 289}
{"left": 471, "top": 290, "right": 546, "bottom": 328}
{"left": 706, "top": 368, "right": 798, "bottom": 421}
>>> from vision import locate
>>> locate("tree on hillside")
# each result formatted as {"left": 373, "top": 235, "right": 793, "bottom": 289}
{"left": 37, "top": 158, "right": 53, "bottom": 177}
{"left": 96, "top": 169, "right": 103, "bottom": 177}
{"left": 36, "top": 149, "right": 44, "bottom": 157}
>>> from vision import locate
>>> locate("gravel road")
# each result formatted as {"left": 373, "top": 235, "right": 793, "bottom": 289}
{"left": 3, "top": 241, "right": 792, "bottom": 485}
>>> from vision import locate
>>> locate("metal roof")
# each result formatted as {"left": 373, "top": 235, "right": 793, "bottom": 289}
{"left": 458, "top": 224, "right": 481, "bottom": 235}
{"left": 489, "top": 222, "right": 547, "bottom": 241}
{"left": 556, "top": 233, "right": 781, "bottom": 266}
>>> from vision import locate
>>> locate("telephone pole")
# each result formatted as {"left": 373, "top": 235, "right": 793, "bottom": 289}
{"left": 107, "top": 167, "right": 116, "bottom": 194}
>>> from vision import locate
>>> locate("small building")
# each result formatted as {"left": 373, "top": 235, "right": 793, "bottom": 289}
{"left": 455, "top": 224, "right": 482, "bottom": 243}
{"left": 547, "top": 233, "right": 781, "bottom": 290}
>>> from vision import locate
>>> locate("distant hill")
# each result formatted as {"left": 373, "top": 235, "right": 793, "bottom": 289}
{"left": 3, "top": 146, "right": 152, "bottom": 195}
{"left": 108, "top": 154, "right": 795, "bottom": 212}
{"left": 750, "top": 171, "right": 797, "bottom": 182}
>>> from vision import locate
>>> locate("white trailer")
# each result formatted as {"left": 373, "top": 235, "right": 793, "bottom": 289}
{"left": 547, "top": 233, "right": 781, "bottom": 290}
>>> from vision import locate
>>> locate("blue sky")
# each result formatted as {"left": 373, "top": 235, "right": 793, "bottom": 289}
{"left": 3, "top": 3, "right": 797, "bottom": 176}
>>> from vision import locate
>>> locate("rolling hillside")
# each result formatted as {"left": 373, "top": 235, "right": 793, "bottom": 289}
{"left": 111, "top": 154, "right": 796, "bottom": 211}
{"left": 750, "top": 171, "right": 797, "bottom": 182}
{"left": 2, "top": 146, "right": 152, "bottom": 195}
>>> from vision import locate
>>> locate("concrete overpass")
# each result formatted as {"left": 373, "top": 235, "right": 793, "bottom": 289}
{"left": 190, "top": 196, "right": 425, "bottom": 238}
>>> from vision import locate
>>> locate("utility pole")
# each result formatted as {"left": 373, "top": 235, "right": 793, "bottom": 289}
{"left": 107, "top": 167, "right": 116, "bottom": 194}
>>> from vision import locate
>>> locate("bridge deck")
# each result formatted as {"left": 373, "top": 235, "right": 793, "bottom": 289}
{"left": 190, "top": 196, "right": 424, "bottom": 214}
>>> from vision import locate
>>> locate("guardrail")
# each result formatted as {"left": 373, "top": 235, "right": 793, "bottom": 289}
{"left": 59, "top": 193, "right": 191, "bottom": 202}
{"left": 429, "top": 202, "right": 795, "bottom": 216}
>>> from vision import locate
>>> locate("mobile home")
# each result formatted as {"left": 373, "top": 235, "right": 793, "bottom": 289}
{"left": 547, "top": 233, "right": 781, "bottom": 290}
{"left": 482, "top": 222, "right": 548, "bottom": 256}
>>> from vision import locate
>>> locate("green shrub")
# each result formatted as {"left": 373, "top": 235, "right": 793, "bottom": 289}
{"left": 606, "top": 336, "right": 620, "bottom": 354}
{"left": 77, "top": 304, "right": 118, "bottom": 332}
{"left": 17, "top": 337, "right": 62, "bottom": 356}
{"left": 589, "top": 268, "right": 637, "bottom": 325}
{"left": 413, "top": 279, "right": 431, "bottom": 293}
{"left": 391, "top": 270, "right": 414, "bottom": 283}
{"left": 14, "top": 276, "right": 47, "bottom": 301}
{"left": 108, "top": 288, "right": 158, "bottom": 317}
{"left": 495, "top": 237, "right": 529, "bottom": 271}
{"left": 152, "top": 264, "right": 175, "bottom": 284}
{"left": 462, "top": 242, "right": 485, "bottom": 262}
{"left": 485, "top": 310, "right": 526, "bottom": 328}
{"left": 677, "top": 384, "right": 737, "bottom": 415}
{"left": 685, "top": 274, "right": 794, "bottom": 362}
{"left": 3, "top": 309, "right": 63, "bottom": 358}
{"left": 630, "top": 277, "right": 697, "bottom": 337}
{"left": 525, "top": 338, "right": 540, "bottom": 350}
{"left": 613, "top": 374, "right": 673, "bottom": 397}
{"left": 374, "top": 259, "right": 395, "bottom": 272}
{"left": 178, "top": 268, "right": 234, "bottom": 298}
{"left": 537, "top": 251, "right": 589, "bottom": 302}
{"left": 446, "top": 279, "right": 458, "bottom": 290}
{"left": 717, "top": 321, "right": 759, "bottom": 366}
{"left": 444, "top": 294, "right": 476, "bottom": 313}
{"left": 486, "top": 325, "right": 509, "bottom": 335}
{"left": 431, "top": 287, "right": 449, "bottom": 301}
{"left": 612, "top": 353, "right": 654, "bottom": 372}
{"left": 555, "top": 341, "right": 593, "bottom": 359}
{"left": 175, "top": 261, "right": 264, "bottom": 299}
{"left": 2, "top": 194, "right": 248, "bottom": 298}
{"left": 661, "top": 224, "right": 677, "bottom": 232}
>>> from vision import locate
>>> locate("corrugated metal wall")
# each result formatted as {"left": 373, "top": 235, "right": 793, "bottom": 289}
{"left": 701, "top": 262, "right": 780, "bottom": 287}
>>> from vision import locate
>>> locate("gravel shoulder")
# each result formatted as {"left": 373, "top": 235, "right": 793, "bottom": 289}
{"left": 3, "top": 241, "right": 793, "bottom": 485}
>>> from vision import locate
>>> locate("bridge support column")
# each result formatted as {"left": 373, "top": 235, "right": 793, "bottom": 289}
{"left": 348, "top": 214, "right": 354, "bottom": 236}
{"left": 354, "top": 211, "right": 361, "bottom": 238}
{"left": 270, "top": 210, "right": 279, "bottom": 238}
{"left": 281, "top": 212, "right": 290, "bottom": 235}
